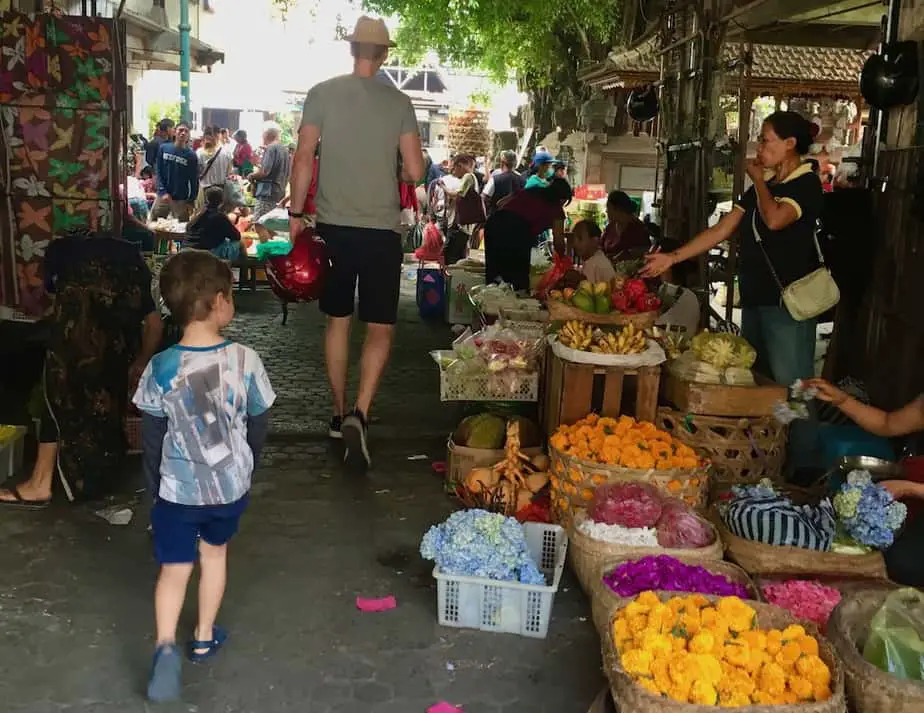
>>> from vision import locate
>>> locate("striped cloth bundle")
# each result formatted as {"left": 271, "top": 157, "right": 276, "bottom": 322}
{"left": 722, "top": 495, "right": 837, "bottom": 551}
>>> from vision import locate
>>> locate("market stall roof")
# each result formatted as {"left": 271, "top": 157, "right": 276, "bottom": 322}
{"left": 580, "top": 41, "right": 870, "bottom": 99}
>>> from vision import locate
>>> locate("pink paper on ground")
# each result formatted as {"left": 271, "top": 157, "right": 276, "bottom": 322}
{"left": 428, "top": 703, "right": 464, "bottom": 713}
{"left": 355, "top": 595, "right": 397, "bottom": 612}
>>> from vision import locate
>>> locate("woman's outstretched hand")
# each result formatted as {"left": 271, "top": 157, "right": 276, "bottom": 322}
{"left": 804, "top": 378, "right": 849, "bottom": 406}
{"left": 880, "top": 480, "right": 924, "bottom": 501}
{"left": 641, "top": 250, "right": 674, "bottom": 278}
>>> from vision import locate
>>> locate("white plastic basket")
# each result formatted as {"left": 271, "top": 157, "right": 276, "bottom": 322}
{"left": 432, "top": 523, "right": 568, "bottom": 638}
{"left": 439, "top": 370, "right": 540, "bottom": 402}
{"left": 0, "top": 426, "right": 27, "bottom": 482}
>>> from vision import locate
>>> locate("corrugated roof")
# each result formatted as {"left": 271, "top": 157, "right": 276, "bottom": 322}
{"left": 587, "top": 42, "right": 869, "bottom": 92}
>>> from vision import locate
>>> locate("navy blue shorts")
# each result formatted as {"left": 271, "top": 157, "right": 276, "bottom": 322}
{"left": 152, "top": 496, "right": 249, "bottom": 564}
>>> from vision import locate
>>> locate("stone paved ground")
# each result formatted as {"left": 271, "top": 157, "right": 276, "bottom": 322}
{"left": 0, "top": 279, "right": 604, "bottom": 713}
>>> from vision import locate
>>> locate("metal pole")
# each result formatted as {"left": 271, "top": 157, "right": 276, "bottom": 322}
{"left": 179, "top": 0, "right": 192, "bottom": 125}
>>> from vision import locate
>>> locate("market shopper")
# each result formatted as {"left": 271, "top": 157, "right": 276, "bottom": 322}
{"left": 482, "top": 150, "right": 524, "bottom": 216}
{"left": 249, "top": 123, "right": 290, "bottom": 222}
{"left": 524, "top": 150, "right": 555, "bottom": 189}
{"left": 232, "top": 130, "right": 255, "bottom": 177}
{"left": 603, "top": 190, "right": 651, "bottom": 258}
{"left": 146, "top": 118, "right": 176, "bottom": 172}
{"left": 643, "top": 111, "right": 824, "bottom": 475}
{"left": 431, "top": 154, "right": 478, "bottom": 265}
{"left": 151, "top": 123, "right": 199, "bottom": 222}
{"left": 133, "top": 251, "right": 274, "bottom": 702}
{"left": 187, "top": 187, "right": 242, "bottom": 260}
{"left": 0, "top": 228, "right": 162, "bottom": 507}
{"left": 483, "top": 177, "right": 572, "bottom": 291}
{"left": 287, "top": 15, "right": 425, "bottom": 466}
{"left": 806, "top": 378, "right": 924, "bottom": 586}
{"left": 196, "top": 127, "right": 233, "bottom": 210}
{"left": 571, "top": 219, "right": 616, "bottom": 284}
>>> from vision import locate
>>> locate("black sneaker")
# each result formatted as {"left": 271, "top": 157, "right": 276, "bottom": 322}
{"left": 328, "top": 415, "right": 343, "bottom": 440}
{"left": 342, "top": 410, "right": 370, "bottom": 467}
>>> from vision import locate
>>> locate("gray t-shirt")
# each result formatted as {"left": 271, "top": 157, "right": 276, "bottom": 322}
{"left": 300, "top": 74, "right": 419, "bottom": 231}
{"left": 256, "top": 143, "right": 290, "bottom": 202}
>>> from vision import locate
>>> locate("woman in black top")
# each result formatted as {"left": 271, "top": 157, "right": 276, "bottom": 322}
{"left": 186, "top": 186, "right": 241, "bottom": 261}
{"left": 643, "top": 111, "right": 824, "bottom": 474}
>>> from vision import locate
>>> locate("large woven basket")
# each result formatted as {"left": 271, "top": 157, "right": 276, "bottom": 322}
{"left": 712, "top": 508, "right": 888, "bottom": 580}
{"left": 568, "top": 510, "right": 724, "bottom": 594}
{"left": 602, "top": 594, "right": 847, "bottom": 713}
{"left": 589, "top": 556, "right": 755, "bottom": 635}
{"left": 547, "top": 299, "right": 658, "bottom": 328}
{"left": 827, "top": 590, "right": 924, "bottom": 713}
{"left": 446, "top": 440, "right": 543, "bottom": 487}
{"left": 549, "top": 446, "right": 709, "bottom": 524}
{"left": 657, "top": 408, "right": 787, "bottom": 491}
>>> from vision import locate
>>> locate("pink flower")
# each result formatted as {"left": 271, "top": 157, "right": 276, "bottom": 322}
{"left": 761, "top": 579, "right": 841, "bottom": 631}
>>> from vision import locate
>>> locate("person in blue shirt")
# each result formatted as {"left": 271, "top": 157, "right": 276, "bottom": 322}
{"left": 152, "top": 123, "right": 199, "bottom": 222}
{"left": 524, "top": 150, "right": 555, "bottom": 189}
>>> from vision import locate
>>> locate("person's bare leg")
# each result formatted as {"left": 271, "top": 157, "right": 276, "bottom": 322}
{"left": 325, "top": 315, "right": 352, "bottom": 416}
{"left": 155, "top": 563, "right": 194, "bottom": 646}
{"left": 0, "top": 441, "right": 57, "bottom": 501}
{"left": 355, "top": 323, "right": 395, "bottom": 417}
{"left": 194, "top": 540, "right": 227, "bottom": 653}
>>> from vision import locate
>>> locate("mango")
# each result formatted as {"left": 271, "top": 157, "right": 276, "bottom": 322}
{"left": 594, "top": 294, "right": 612, "bottom": 313}
{"left": 572, "top": 291, "right": 596, "bottom": 312}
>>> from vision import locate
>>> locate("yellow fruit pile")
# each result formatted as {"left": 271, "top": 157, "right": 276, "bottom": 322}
{"left": 613, "top": 592, "right": 833, "bottom": 707}
{"left": 550, "top": 414, "right": 700, "bottom": 470}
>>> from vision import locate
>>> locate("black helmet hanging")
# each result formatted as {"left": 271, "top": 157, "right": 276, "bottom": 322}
{"left": 860, "top": 41, "right": 919, "bottom": 110}
{"left": 626, "top": 84, "right": 659, "bottom": 122}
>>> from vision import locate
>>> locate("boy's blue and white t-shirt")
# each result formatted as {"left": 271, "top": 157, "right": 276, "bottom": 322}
{"left": 133, "top": 341, "right": 276, "bottom": 506}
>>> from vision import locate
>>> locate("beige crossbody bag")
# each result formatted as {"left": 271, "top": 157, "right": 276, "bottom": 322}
{"left": 751, "top": 210, "right": 840, "bottom": 321}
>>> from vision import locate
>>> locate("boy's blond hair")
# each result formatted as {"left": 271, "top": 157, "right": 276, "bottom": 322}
{"left": 160, "top": 250, "right": 233, "bottom": 327}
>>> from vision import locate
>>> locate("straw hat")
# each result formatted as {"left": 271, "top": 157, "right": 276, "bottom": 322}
{"left": 344, "top": 15, "right": 396, "bottom": 48}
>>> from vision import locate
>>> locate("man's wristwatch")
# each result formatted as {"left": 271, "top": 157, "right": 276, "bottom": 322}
{"left": 287, "top": 209, "right": 305, "bottom": 218}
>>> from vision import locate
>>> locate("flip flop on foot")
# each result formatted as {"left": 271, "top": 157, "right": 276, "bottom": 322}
{"left": 0, "top": 486, "right": 51, "bottom": 510}
{"left": 187, "top": 625, "right": 228, "bottom": 662}
{"left": 147, "top": 643, "right": 182, "bottom": 702}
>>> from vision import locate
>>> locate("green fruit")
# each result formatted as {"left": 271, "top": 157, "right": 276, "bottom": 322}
{"left": 594, "top": 294, "right": 612, "bottom": 314}
{"left": 572, "top": 292, "right": 595, "bottom": 312}
{"left": 453, "top": 413, "right": 506, "bottom": 449}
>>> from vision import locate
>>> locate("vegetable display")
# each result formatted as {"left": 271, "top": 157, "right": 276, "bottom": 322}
{"left": 420, "top": 509, "right": 545, "bottom": 585}
{"left": 613, "top": 593, "right": 834, "bottom": 705}
{"left": 833, "top": 470, "right": 907, "bottom": 550}
{"left": 557, "top": 320, "right": 648, "bottom": 355}
{"left": 603, "top": 556, "right": 750, "bottom": 599}
{"left": 549, "top": 414, "right": 701, "bottom": 470}
{"left": 690, "top": 331, "right": 758, "bottom": 370}
{"left": 760, "top": 580, "right": 842, "bottom": 632}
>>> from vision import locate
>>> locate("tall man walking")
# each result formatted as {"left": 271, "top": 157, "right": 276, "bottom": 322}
{"left": 288, "top": 16, "right": 424, "bottom": 467}
{"left": 152, "top": 123, "right": 198, "bottom": 222}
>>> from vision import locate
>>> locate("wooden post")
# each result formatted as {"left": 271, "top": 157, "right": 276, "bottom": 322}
{"left": 727, "top": 44, "right": 752, "bottom": 323}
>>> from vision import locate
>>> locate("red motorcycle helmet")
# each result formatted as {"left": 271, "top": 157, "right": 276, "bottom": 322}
{"left": 265, "top": 229, "right": 329, "bottom": 303}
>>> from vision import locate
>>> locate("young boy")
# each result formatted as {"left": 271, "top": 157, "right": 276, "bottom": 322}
{"left": 571, "top": 219, "right": 616, "bottom": 284}
{"left": 133, "top": 251, "right": 275, "bottom": 702}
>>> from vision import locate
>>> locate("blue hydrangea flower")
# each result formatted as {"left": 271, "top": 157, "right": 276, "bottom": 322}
{"left": 834, "top": 470, "right": 907, "bottom": 550}
{"left": 420, "top": 509, "right": 546, "bottom": 585}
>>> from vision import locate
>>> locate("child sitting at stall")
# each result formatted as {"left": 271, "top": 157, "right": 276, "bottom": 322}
{"left": 571, "top": 219, "right": 616, "bottom": 284}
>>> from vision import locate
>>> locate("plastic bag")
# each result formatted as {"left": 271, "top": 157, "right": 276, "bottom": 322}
{"left": 589, "top": 482, "right": 663, "bottom": 528}
{"left": 863, "top": 588, "right": 924, "bottom": 681}
{"left": 656, "top": 499, "right": 716, "bottom": 549}
{"left": 534, "top": 252, "right": 573, "bottom": 299}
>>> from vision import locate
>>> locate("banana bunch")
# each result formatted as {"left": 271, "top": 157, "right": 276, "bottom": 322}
{"left": 0, "top": 425, "right": 21, "bottom": 445}
{"left": 589, "top": 323, "right": 648, "bottom": 355}
{"left": 558, "top": 320, "right": 594, "bottom": 350}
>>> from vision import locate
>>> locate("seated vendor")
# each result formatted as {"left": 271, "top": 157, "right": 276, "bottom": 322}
{"left": 186, "top": 186, "right": 242, "bottom": 261}
{"left": 571, "top": 220, "right": 615, "bottom": 284}
{"left": 603, "top": 190, "right": 652, "bottom": 259}
{"left": 807, "top": 378, "right": 924, "bottom": 587}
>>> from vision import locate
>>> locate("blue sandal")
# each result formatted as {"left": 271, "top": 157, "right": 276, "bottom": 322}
{"left": 147, "top": 643, "right": 182, "bottom": 702}
{"left": 186, "top": 625, "right": 228, "bottom": 662}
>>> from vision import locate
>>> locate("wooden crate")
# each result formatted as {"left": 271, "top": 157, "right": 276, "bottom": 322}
{"left": 541, "top": 351, "right": 661, "bottom": 435}
{"left": 661, "top": 370, "right": 787, "bottom": 417}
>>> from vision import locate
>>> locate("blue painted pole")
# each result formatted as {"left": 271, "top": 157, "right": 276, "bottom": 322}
{"left": 179, "top": 0, "right": 191, "bottom": 124}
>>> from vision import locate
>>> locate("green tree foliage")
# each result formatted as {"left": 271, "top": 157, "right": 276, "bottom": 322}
{"left": 147, "top": 101, "right": 181, "bottom": 137}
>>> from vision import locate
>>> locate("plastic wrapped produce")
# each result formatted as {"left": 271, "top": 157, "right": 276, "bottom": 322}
{"left": 589, "top": 482, "right": 663, "bottom": 528}
{"left": 656, "top": 499, "right": 716, "bottom": 549}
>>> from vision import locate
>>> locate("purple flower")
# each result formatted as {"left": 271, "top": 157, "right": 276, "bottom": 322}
{"left": 602, "top": 556, "right": 749, "bottom": 598}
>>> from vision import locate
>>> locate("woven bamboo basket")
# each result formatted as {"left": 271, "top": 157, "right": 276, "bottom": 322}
{"left": 589, "top": 556, "right": 756, "bottom": 635}
{"left": 446, "top": 440, "right": 544, "bottom": 487}
{"left": 602, "top": 593, "right": 847, "bottom": 713}
{"left": 711, "top": 508, "right": 888, "bottom": 580}
{"left": 657, "top": 408, "right": 787, "bottom": 491}
{"left": 827, "top": 590, "right": 924, "bottom": 713}
{"left": 547, "top": 299, "right": 658, "bottom": 328}
{"left": 567, "top": 509, "right": 724, "bottom": 594}
{"left": 549, "top": 446, "right": 710, "bottom": 525}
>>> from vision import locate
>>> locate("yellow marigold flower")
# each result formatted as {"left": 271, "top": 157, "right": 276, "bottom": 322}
{"left": 612, "top": 617, "right": 629, "bottom": 642}
{"left": 717, "top": 597, "right": 757, "bottom": 633}
{"left": 641, "top": 632, "right": 673, "bottom": 657}
{"left": 758, "top": 661, "right": 787, "bottom": 697}
{"left": 689, "top": 630, "right": 716, "bottom": 654}
{"left": 671, "top": 635, "right": 688, "bottom": 653}
{"left": 788, "top": 675, "right": 814, "bottom": 700}
{"left": 813, "top": 683, "right": 832, "bottom": 701}
{"left": 688, "top": 594, "right": 710, "bottom": 609}
{"left": 775, "top": 641, "right": 803, "bottom": 669}
{"left": 649, "top": 603, "right": 676, "bottom": 635}
{"left": 744, "top": 649, "right": 769, "bottom": 675}
{"left": 719, "top": 690, "right": 752, "bottom": 707}
{"left": 795, "top": 654, "right": 831, "bottom": 687}
{"left": 668, "top": 681, "right": 693, "bottom": 703}
{"left": 668, "top": 651, "right": 697, "bottom": 688}
{"left": 680, "top": 609, "right": 702, "bottom": 636}
{"left": 651, "top": 657, "right": 672, "bottom": 693}
{"left": 766, "top": 629, "right": 783, "bottom": 655}
{"left": 717, "top": 665, "right": 756, "bottom": 698}
{"left": 781, "top": 624, "right": 806, "bottom": 641}
{"left": 637, "top": 591, "right": 660, "bottom": 608}
{"left": 625, "top": 601, "right": 650, "bottom": 618}
{"left": 629, "top": 613, "right": 649, "bottom": 634}
{"left": 722, "top": 640, "right": 751, "bottom": 668}
{"left": 738, "top": 630, "right": 767, "bottom": 652}
{"left": 622, "top": 649, "right": 653, "bottom": 676}
{"left": 690, "top": 679, "right": 719, "bottom": 705}
{"left": 691, "top": 654, "right": 723, "bottom": 685}
{"left": 799, "top": 635, "right": 820, "bottom": 657}
{"left": 668, "top": 597, "right": 687, "bottom": 614}
{"left": 637, "top": 676, "right": 662, "bottom": 697}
